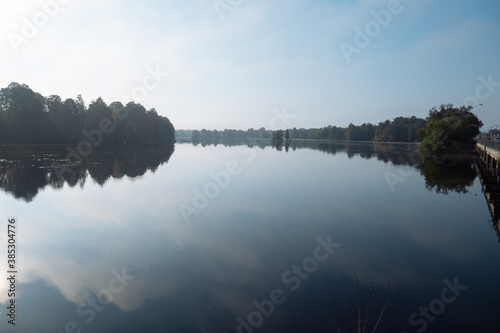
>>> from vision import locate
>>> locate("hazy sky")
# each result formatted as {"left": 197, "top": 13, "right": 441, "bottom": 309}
{"left": 1, "top": 0, "right": 499, "bottom": 131}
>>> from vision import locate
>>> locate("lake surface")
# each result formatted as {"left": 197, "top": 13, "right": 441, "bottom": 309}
{"left": 0, "top": 142, "right": 499, "bottom": 332}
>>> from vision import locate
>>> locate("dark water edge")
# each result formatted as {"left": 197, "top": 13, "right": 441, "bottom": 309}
{"left": 0, "top": 143, "right": 175, "bottom": 201}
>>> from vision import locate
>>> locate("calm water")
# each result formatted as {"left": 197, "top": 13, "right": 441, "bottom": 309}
{"left": 0, "top": 142, "right": 499, "bottom": 332}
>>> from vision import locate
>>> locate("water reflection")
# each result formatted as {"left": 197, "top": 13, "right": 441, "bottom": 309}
{"left": 0, "top": 143, "right": 175, "bottom": 201}
{"left": 289, "top": 141, "right": 421, "bottom": 164}
{"left": 0, "top": 141, "right": 481, "bottom": 201}
{"left": 1, "top": 142, "right": 499, "bottom": 332}
{"left": 272, "top": 141, "right": 480, "bottom": 195}
{"left": 417, "top": 157, "right": 477, "bottom": 194}
{"left": 193, "top": 140, "right": 422, "bottom": 165}
{"left": 474, "top": 158, "right": 500, "bottom": 242}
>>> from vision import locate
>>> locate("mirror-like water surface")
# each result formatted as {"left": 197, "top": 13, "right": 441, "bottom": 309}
{"left": 0, "top": 142, "right": 498, "bottom": 332}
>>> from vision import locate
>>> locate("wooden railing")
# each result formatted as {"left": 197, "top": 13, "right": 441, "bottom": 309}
{"left": 476, "top": 139, "right": 500, "bottom": 151}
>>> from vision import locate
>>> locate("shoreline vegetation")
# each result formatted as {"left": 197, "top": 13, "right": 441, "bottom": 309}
{"left": 175, "top": 137, "right": 422, "bottom": 144}
{"left": 0, "top": 82, "right": 175, "bottom": 145}
{"left": 0, "top": 83, "right": 482, "bottom": 161}
{"left": 180, "top": 115, "right": 427, "bottom": 144}
{"left": 416, "top": 104, "right": 482, "bottom": 160}
{"left": 177, "top": 104, "right": 483, "bottom": 161}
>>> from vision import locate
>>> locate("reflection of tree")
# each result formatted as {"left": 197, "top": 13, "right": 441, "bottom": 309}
{"left": 192, "top": 138, "right": 269, "bottom": 150}
{"left": 273, "top": 140, "right": 283, "bottom": 152}
{"left": 417, "top": 157, "right": 476, "bottom": 194}
{"left": 0, "top": 143, "right": 175, "bottom": 201}
{"left": 288, "top": 141, "right": 421, "bottom": 167}
{"left": 193, "top": 140, "right": 423, "bottom": 168}
{"left": 0, "top": 160, "right": 50, "bottom": 202}
{"left": 189, "top": 140, "right": 479, "bottom": 196}
{"left": 271, "top": 130, "right": 284, "bottom": 150}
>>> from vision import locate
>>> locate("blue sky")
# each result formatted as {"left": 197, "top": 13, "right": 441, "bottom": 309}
{"left": 0, "top": 0, "right": 499, "bottom": 131}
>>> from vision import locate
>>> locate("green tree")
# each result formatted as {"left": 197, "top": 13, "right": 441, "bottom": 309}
{"left": 345, "top": 123, "right": 357, "bottom": 141}
{"left": 0, "top": 83, "right": 175, "bottom": 145}
{"left": 0, "top": 82, "right": 54, "bottom": 144}
{"left": 192, "top": 130, "right": 201, "bottom": 142}
{"left": 418, "top": 104, "right": 483, "bottom": 157}
{"left": 271, "top": 130, "right": 284, "bottom": 149}
{"left": 213, "top": 129, "right": 221, "bottom": 144}
{"left": 274, "top": 130, "right": 284, "bottom": 142}
{"left": 125, "top": 121, "right": 139, "bottom": 142}
{"left": 200, "top": 129, "right": 213, "bottom": 143}
{"left": 258, "top": 127, "right": 270, "bottom": 139}
{"left": 86, "top": 97, "right": 112, "bottom": 142}
{"left": 110, "top": 102, "right": 126, "bottom": 143}
{"left": 46, "top": 95, "right": 84, "bottom": 143}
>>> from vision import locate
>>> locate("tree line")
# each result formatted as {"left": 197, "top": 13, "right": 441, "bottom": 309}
{"left": 267, "top": 116, "right": 425, "bottom": 143}
{"left": 185, "top": 105, "right": 482, "bottom": 152}
{"left": 189, "top": 116, "right": 426, "bottom": 144}
{"left": 0, "top": 82, "right": 175, "bottom": 145}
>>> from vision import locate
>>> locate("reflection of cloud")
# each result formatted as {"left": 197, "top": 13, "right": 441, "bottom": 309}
{"left": 19, "top": 258, "right": 145, "bottom": 312}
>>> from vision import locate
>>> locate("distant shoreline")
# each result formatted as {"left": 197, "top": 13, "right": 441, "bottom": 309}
{"left": 176, "top": 138, "right": 421, "bottom": 145}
